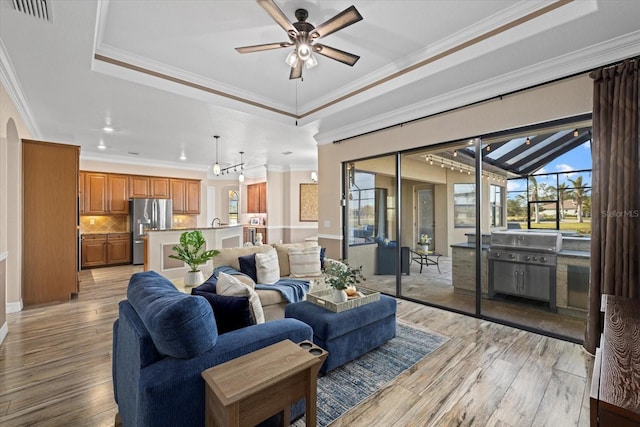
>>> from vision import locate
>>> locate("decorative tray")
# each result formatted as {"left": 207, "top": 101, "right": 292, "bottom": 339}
{"left": 306, "top": 287, "right": 380, "bottom": 313}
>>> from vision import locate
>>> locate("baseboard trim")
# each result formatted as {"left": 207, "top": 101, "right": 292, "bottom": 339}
{"left": 0, "top": 321, "right": 7, "bottom": 345}
{"left": 6, "top": 300, "right": 23, "bottom": 313}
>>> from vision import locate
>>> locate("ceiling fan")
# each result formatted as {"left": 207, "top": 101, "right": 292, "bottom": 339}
{"left": 235, "top": 0, "right": 363, "bottom": 79}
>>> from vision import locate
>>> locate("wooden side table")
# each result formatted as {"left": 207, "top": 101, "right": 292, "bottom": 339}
{"left": 201, "top": 339, "right": 327, "bottom": 427}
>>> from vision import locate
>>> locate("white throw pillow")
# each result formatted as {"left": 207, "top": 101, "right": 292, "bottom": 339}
{"left": 217, "top": 272, "right": 265, "bottom": 324}
{"left": 288, "top": 246, "right": 322, "bottom": 278}
{"left": 255, "top": 248, "right": 280, "bottom": 284}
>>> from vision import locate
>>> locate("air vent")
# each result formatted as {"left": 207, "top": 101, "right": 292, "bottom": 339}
{"left": 12, "top": 0, "right": 51, "bottom": 21}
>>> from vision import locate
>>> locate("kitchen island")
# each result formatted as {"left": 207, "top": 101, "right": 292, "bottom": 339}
{"left": 144, "top": 225, "right": 244, "bottom": 280}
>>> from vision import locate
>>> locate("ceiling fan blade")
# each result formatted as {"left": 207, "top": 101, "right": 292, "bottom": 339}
{"left": 235, "top": 42, "right": 293, "bottom": 54}
{"left": 257, "top": 0, "right": 297, "bottom": 36}
{"left": 311, "top": 5, "right": 363, "bottom": 40}
{"left": 289, "top": 60, "right": 303, "bottom": 79}
{"left": 313, "top": 44, "right": 360, "bottom": 66}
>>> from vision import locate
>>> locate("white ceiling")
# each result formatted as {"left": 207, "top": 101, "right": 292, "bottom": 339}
{"left": 1, "top": 0, "right": 639, "bottom": 178}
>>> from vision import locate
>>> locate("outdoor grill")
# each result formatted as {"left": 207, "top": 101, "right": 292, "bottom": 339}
{"left": 488, "top": 230, "right": 562, "bottom": 311}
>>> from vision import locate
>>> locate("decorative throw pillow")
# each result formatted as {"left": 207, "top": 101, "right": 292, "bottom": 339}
{"left": 217, "top": 272, "right": 265, "bottom": 324}
{"left": 255, "top": 248, "right": 280, "bottom": 285}
{"left": 288, "top": 246, "right": 322, "bottom": 277}
{"left": 238, "top": 254, "right": 258, "bottom": 282}
{"left": 191, "top": 289, "right": 253, "bottom": 334}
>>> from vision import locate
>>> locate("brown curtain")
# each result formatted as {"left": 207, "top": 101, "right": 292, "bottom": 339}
{"left": 584, "top": 58, "right": 640, "bottom": 354}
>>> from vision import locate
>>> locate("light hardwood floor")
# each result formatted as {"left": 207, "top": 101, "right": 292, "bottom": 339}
{"left": 0, "top": 265, "right": 594, "bottom": 426}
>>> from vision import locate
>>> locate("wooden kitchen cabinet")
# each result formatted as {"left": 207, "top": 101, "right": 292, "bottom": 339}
{"left": 82, "top": 234, "right": 108, "bottom": 268}
{"left": 81, "top": 233, "right": 131, "bottom": 268}
{"left": 150, "top": 177, "right": 170, "bottom": 198}
{"left": 247, "top": 182, "right": 267, "bottom": 213}
{"left": 170, "top": 179, "right": 186, "bottom": 213}
{"left": 78, "top": 171, "right": 85, "bottom": 214}
{"left": 108, "top": 174, "right": 129, "bottom": 214}
{"left": 107, "top": 233, "right": 131, "bottom": 265}
{"left": 23, "top": 139, "right": 79, "bottom": 305}
{"left": 84, "top": 172, "right": 108, "bottom": 214}
{"left": 129, "top": 176, "right": 150, "bottom": 198}
{"left": 82, "top": 172, "right": 129, "bottom": 214}
{"left": 170, "top": 179, "right": 201, "bottom": 214}
{"left": 186, "top": 180, "right": 200, "bottom": 214}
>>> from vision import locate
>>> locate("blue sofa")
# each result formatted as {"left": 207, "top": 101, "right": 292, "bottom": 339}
{"left": 112, "top": 271, "right": 313, "bottom": 427}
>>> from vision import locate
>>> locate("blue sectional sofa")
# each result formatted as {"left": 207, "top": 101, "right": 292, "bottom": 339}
{"left": 112, "top": 271, "right": 313, "bottom": 427}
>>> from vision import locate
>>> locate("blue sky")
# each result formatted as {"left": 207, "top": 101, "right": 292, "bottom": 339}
{"left": 507, "top": 141, "right": 592, "bottom": 193}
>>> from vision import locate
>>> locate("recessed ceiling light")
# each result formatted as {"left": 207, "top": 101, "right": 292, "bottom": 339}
{"left": 97, "top": 139, "right": 107, "bottom": 150}
{"left": 179, "top": 153, "right": 187, "bottom": 161}
{"left": 103, "top": 125, "right": 114, "bottom": 133}
{"left": 282, "top": 151, "right": 293, "bottom": 155}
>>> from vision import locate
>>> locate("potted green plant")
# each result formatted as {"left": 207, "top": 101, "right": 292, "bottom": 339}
{"left": 417, "top": 234, "right": 432, "bottom": 252}
{"left": 169, "top": 230, "right": 219, "bottom": 287}
{"left": 324, "top": 260, "right": 366, "bottom": 303}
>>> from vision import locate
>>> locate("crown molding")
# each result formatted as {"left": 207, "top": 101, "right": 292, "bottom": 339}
{"left": 314, "top": 29, "right": 640, "bottom": 144}
{"left": 0, "top": 39, "right": 41, "bottom": 138}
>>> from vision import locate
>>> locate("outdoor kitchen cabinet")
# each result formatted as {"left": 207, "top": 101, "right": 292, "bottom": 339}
{"left": 488, "top": 259, "right": 554, "bottom": 308}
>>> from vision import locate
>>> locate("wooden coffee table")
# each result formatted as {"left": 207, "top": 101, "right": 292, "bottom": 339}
{"left": 201, "top": 339, "right": 327, "bottom": 427}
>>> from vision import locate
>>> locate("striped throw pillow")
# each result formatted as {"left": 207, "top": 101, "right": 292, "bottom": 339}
{"left": 288, "top": 246, "right": 322, "bottom": 278}
{"left": 255, "top": 248, "right": 280, "bottom": 284}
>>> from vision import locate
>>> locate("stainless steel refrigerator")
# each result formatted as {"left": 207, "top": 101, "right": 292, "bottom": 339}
{"left": 130, "top": 198, "right": 173, "bottom": 265}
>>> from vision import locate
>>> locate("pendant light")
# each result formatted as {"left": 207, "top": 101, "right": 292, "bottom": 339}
{"left": 238, "top": 151, "right": 245, "bottom": 183}
{"left": 213, "top": 135, "right": 221, "bottom": 175}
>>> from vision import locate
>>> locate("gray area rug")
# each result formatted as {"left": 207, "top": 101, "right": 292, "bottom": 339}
{"left": 297, "top": 322, "right": 448, "bottom": 427}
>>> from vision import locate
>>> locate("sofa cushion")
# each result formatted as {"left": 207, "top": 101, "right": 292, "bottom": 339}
{"left": 127, "top": 271, "right": 217, "bottom": 359}
{"left": 272, "top": 242, "right": 318, "bottom": 276}
{"left": 288, "top": 246, "right": 322, "bottom": 278}
{"left": 217, "top": 272, "right": 265, "bottom": 324}
{"left": 255, "top": 248, "right": 280, "bottom": 284}
{"left": 212, "top": 245, "right": 273, "bottom": 271}
{"left": 191, "top": 288, "right": 253, "bottom": 334}
{"left": 238, "top": 253, "right": 258, "bottom": 282}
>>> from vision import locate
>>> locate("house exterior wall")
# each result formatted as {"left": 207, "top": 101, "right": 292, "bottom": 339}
{"left": 317, "top": 74, "right": 593, "bottom": 259}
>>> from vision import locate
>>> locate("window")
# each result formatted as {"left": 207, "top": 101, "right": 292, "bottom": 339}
{"left": 489, "top": 184, "right": 504, "bottom": 227}
{"left": 454, "top": 183, "right": 475, "bottom": 227}
{"left": 348, "top": 170, "right": 386, "bottom": 245}
{"left": 228, "top": 190, "right": 238, "bottom": 223}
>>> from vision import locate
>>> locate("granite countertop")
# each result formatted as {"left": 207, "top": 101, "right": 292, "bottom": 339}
{"left": 147, "top": 224, "right": 244, "bottom": 232}
{"left": 558, "top": 249, "right": 591, "bottom": 258}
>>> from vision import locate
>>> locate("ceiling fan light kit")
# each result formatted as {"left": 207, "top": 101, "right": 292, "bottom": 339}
{"left": 235, "top": 0, "right": 363, "bottom": 79}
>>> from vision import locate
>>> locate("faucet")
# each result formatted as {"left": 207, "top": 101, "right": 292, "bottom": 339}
{"left": 211, "top": 217, "right": 221, "bottom": 227}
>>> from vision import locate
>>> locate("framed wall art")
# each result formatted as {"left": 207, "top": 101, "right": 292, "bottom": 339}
{"left": 299, "top": 183, "right": 318, "bottom": 222}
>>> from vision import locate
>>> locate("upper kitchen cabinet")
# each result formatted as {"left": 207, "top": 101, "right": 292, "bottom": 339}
{"left": 150, "top": 177, "right": 170, "bottom": 198}
{"left": 82, "top": 172, "right": 129, "bottom": 214}
{"left": 108, "top": 174, "right": 129, "bottom": 214}
{"left": 170, "top": 179, "right": 201, "bottom": 214}
{"left": 129, "top": 176, "right": 150, "bottom": 198}
{"left": 84, "top": 172, "right": 107, "bottom": 214}
{"left": 186, "top": 180, "right": 200, "bottom": 214}
{"left": 247, "top": 182, "right": 267, "bottom": 213}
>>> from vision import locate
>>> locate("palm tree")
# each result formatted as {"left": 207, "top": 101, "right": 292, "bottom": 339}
{"left": 556, "top": 182, "right": 570, "bottom": 220}
{"left": 567, "top": 176, "right": 590, "bottom": 223}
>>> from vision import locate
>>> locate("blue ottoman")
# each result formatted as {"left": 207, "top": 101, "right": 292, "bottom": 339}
{"left": 285, "top": 295, "right": 397, "bottom": 373}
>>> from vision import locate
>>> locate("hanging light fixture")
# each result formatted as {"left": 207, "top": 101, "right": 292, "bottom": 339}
{"left": 573, "top": 129, "right": 579, "bottom": 137}
{"left": 213, "top": 135, "right": 221, "bottom": 175}
{"left": 238, "top": 152, "right": 245, "bottom": 183}
{"left": 525, "top": 137, "right": 531, "bottom": 145}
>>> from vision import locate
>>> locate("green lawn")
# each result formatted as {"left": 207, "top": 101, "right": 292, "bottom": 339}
{"left": 510, "top": 220, "right": 591, "bottom": 235}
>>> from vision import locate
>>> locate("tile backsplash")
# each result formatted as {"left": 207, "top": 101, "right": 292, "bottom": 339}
{"left": 80, "top": 216, "right": 129, "bottom": 234}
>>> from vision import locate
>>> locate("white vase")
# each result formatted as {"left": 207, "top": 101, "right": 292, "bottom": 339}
{"left": 417, "top": 244, "right": 429, "bottom": 252}
{"left": 184, "top": 270, "right": 204, "bottom": 287}
{"left": 333, "top": 288, "right": 348, "bottom": 303}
